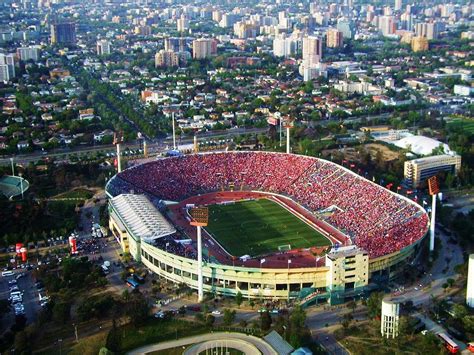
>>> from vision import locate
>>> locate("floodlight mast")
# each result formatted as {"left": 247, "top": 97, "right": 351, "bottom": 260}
{"left": 283, "top": 117, "right": 294, "bottom": 154}
{"left": 196, "top": 225, "right": 203, "bottom": 301}
{"left": 172, "top": 111, "right": 177, "bottom": 151}
{"left": 428, "top": 176, "right": 440, "bottom": 252}
{"left": 113, "top": 132, "right": 124, "bottom": 173}
{"left": 190, "top": 207, "right": 209, "bottom": 302}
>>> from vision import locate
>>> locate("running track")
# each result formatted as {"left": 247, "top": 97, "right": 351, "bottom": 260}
{"left": 168, "top": 191, "right": 349, "bottom": 269}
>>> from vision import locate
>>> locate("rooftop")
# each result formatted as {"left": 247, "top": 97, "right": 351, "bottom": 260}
{"left": 110, "top": 194, "right": 176, "bottom": 242}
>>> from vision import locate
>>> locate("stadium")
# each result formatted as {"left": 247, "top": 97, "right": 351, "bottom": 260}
{"left": 106, "top": 151, "right": 429, "bottom": 305}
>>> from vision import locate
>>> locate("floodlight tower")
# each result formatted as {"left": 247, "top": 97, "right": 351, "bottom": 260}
{"left": 113, "top": 132, "right": 124, "bottom": 173}
{"left": 190, "top": 207, "right": 209, "bottom": 302}
{"left": 143, "top": 140, "right": 148, "bottom": 158}
{"left": 171, "top": 111, "right": 177, "bottom": 150}
{"left": 428, "top": 176, "right": 440, "bottom": 252}
{"left": 283, "top": 117, "right": 294, "bottom": 154}
{"left": 193, "top": 128, "right": 199, "bottom": 153}
{"left": 138, "top": 132, "right": 148, "bottom": 158}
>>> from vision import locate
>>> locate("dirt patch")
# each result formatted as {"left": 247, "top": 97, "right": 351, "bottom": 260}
{"left": 365, "top": 143, "right": 400, "bottom": 161}
{"left": 322, "top": 144, "right": 399, "bottom": 163}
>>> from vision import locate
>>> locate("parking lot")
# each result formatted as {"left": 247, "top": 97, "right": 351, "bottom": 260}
{"left": 0, "top": 268, "right": 43, "bottom": 329}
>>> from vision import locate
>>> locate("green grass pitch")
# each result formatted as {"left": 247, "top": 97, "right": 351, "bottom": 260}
{"left": 205, "top": 198, "right": 331, "bottom": 257}
{"left": 447, "top": 118, "right": 474, "bottom": 135}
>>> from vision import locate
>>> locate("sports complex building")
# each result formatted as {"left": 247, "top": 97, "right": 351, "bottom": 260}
{"left": 106, "top": 151, "right": 429, "bottom": 305}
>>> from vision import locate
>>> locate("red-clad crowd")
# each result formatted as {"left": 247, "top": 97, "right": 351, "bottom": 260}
{"left": 109, "top": 152, "right": 429, "bottom": 258}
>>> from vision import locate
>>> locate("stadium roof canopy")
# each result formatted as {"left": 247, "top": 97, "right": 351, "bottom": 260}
{"left": 110, "top": 194, "right": 176, "bottom": 242}
{"left": 0, "top": 175, "right": 29, "bottom": 199}
{"left": 263, "top": 330, "right": 294, "bottom": 355}
{"left": 393, "top": 135, "right": 453, "bottom": 156}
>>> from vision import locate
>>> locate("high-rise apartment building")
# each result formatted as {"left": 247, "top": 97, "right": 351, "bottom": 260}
{"left": 219, "top": 13, "right": 239, "bottom": 28}
{"left": 303, "top": 36, "right": 322, "bottom": 65}
{"left": 96, "top": 40, "right": 111, "bottom": 56}
{"left": 326, "top": 29, "right": 344, "bottom": 48}
{"left": 272, "top": 35, "right": 297, "bottom": 58}
{"left": 177, "top": 15, "right": 189, "bottom": 32}
{"left": 165, "top": 37, "right": 189, "bottom": 52}
{"left": 0, "top": 54, "right": 15, "bottom": 80}
{"left": 336, "top": 18, "right": 354, "bottom": 39}
{"left": 234, "top": 22, "right": 257, "bottom": 39}
{"left": 467, "top": 255, "right": 474, "bottom": 308}
{"left": 50, "top": 22, "right": 76, "bottom": 45}
{"left": 192, "top": 38, "right": 216, "bottom": 59}
{"left": 394, "top": 0, "right": 403, "bottom": 11}
{"left": 415, "top": 22, "right": 441, "bottom": 40}
{"left": 155, "top": 50, "right": 180, "bottom": 67}
{"left": 379, "top": 16, "right": 397, "bottom": 36}
{"left": 16, "top": 46, "right": 39, "bottom": 62}
{"left": 0, "top": 65, "right": 10, "bottom": 82}
{"left": 411, "top": 36, "right": 429, "bottom": 52}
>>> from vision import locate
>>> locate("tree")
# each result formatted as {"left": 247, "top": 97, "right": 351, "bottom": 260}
{"left": 14, "top": 330, "right": 30, "bottom": 354}
{"left": 52, "top": 302, "right": 71, "bottom": 324}
{"left": 126, "top": 293, "right": 150, "bottom": 327}
{"left": 445, "top": 173, "right": 455, "bottom": 189}
{"left": 99, "top": 348, "right": 113, "bottom": 355}
{"left": 235, "top": 291, "right": 243, "bottom": 308}
{"left": 447, "top": 278, "right": 455, "bottom": 288}
{"left": 463, "top": 315, "right": 474, "bottom": 333}
{"left": 260, "top": 311, "right": 272, "bottom": 331}
{"left": 398, "top": 316, "right": 415, "bottom": 336}
{"left": 341, "top": 312, "right": 353, "bottom": 330}
{"left": 195, "top": 312, "right": 205, "bottom": 323}
{"left": 347, "top": 300, "right": 357, "bottom": 312}
{"left": 367, "top": 292, "right": 384, "bottom": 319}
{"left": 0, "top": 299, "right": 10, "bottom": 326}
{"left": 205, "top": 314, "right": 215, "bottom": 327}
{"left": 106, "top": 320, "right": 122, "bottom": 353}
{"left": 223, "top": 309, "right": 236, "bottom": 326}
{"left": 452, "top": 304, "right": 468, "bottom": 320}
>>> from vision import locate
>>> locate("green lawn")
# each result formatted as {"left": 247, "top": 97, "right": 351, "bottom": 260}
{"left": 54, "top": 188, "right": 95, "bottom": 200}
{"left": 206, "top": 199, "right": 330, "bottom": 257}
{"left": 447, "top": 118, "right": 474, "bottom": 134}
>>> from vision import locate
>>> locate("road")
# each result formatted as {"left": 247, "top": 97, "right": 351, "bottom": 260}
{"left": 414, "top": 313, "right": 467, "bottom": 352}
{"left": 299, "top": 227, "right": 464, "bottom": 353}
{"left": 398, "top": 228, "right": 463, "bottom": 306}
{"left": 127, "top": 332, "right": 278, "bottom": 355}
{"left": 76, "top": 190, "right": 126, "bottom": 295}
{"left": 0, "top": 127, "right": 268, "bottom": 167}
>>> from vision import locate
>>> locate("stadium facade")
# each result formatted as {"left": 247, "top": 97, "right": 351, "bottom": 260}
{"left": 106, "top": 152, "right": 429, "bottom": 305}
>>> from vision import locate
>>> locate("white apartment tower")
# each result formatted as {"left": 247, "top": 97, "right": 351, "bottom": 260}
{"left": 17, "top": 47, "right": 39, "bottom": 62}
{"left": 467, "top": 255, "right": 474, "bottom": 307}
{"left": 0, "top": 54, "right": 15, "bottom": 81}
{"left": 97, "top": 40, "right": 111, "bottom": 56}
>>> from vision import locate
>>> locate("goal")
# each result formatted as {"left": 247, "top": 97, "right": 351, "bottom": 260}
{"left": 278, "top": 244, "right": 292, "bottom": 252}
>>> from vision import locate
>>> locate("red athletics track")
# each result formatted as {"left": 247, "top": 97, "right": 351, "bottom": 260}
{"left": 167, "top": 191, "right": 349, "bottom": 269}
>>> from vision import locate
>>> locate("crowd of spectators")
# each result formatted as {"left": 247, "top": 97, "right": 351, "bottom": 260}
{"left": 152, "top": 235, "right": 201, "bottom": 261}
{"left": 108, "top": 152, "right": 429, "bottom": 258}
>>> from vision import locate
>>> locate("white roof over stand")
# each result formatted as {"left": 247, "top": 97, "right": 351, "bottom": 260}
{"left": 393, "top": 135, "right": 453, "bottom": 156}
{"left": 110, "top": 194, "right": 176, "bottom": 242}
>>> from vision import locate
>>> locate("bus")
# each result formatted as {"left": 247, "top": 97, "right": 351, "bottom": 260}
{"left": 126, "top": 277, "right": 139, "bottom": 290}
{"left": 437, "top": 333, "right": 459, "bottom": 354}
